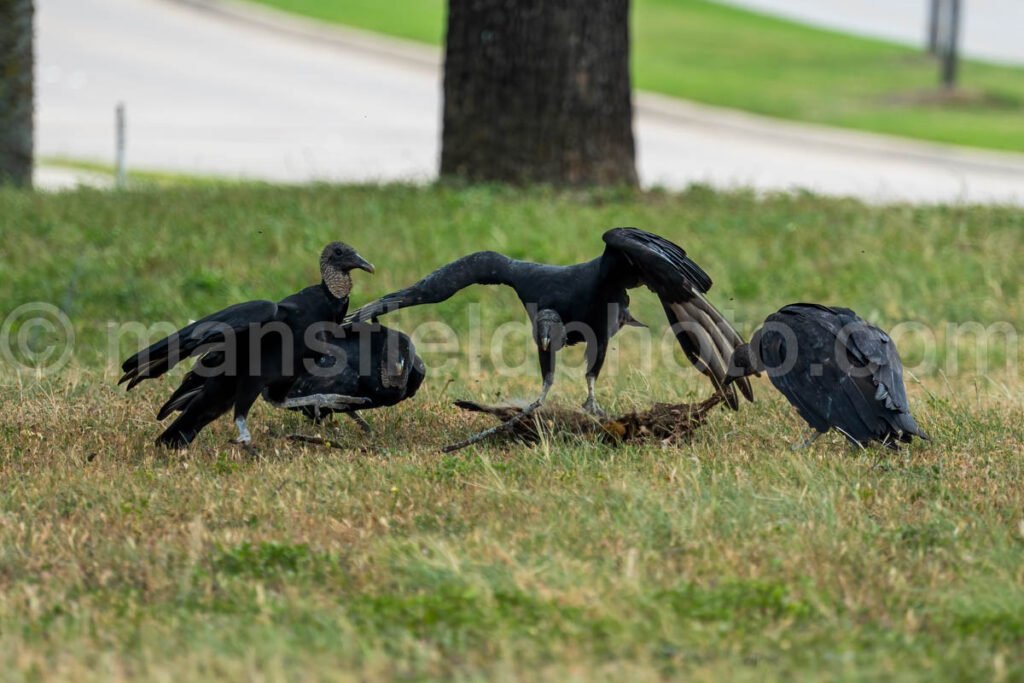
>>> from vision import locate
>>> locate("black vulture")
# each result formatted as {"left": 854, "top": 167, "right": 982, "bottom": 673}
{"left": 348, "top": 228, "right": 752, "bottom": 426}
{"left": 726, "top": 303, "right": 927, "bottom": 449}
{"left": 270, "top": 323, "right": 425, "bottom": 431}
{"left": 119, "top": 242, "right": 375, "bottom": 448}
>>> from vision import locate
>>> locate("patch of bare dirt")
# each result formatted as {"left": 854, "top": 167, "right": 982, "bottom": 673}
{"left": 882, "top": 87, "right": 1020, "bottom": 109}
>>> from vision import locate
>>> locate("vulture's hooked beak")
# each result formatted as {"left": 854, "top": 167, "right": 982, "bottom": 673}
{"left": 622, "top": 308, "right": 648, "bottom": 328}
{"left": 352, "top": 254, "right": 375, "bottom": 274}
{"left": 540, "top": 336, "right": 551, "bottom": 352}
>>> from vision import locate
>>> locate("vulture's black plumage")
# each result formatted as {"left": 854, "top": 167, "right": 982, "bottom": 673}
{"left": 119, "top": 242, "right": 375, "bottom": 448}
{"left": 270, "top": 323, "right": 425, "bottom": 430}
{"left": 349, "top": 228, "right": 751, "bottom": 417}
{"left": 727, "top": 303, "right": 927, "bottom": 448}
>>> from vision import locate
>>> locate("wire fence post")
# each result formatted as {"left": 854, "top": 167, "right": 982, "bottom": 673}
{"left": 115, "top": 102, "right": 127, "bottom": 189}
{"left": 940, "top": 0, "right": 961, "bottom": 89}
{"left": 926, "top": 0, "right": 941, "bottom": 54}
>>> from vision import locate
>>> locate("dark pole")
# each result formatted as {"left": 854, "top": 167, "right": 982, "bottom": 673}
{"left": 940, "top": 0, "right": 961, "bottom": 89}
{"left": 926, "top": 0, "right": 941, "bottom": 54}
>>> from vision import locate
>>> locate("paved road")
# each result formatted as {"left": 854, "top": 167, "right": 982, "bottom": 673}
{"left": 720, "top": 0, "right": 1024, "bottom": 65}
{"left": 38, "top": 0, "right": 440, "bottom": 182}
{"left": 37, "top": 0, "right": 1024, "bottom": 204}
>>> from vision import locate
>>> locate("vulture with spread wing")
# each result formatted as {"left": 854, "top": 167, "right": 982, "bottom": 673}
{"left": 349, "top": 228, "right": 751, "bottom": 426}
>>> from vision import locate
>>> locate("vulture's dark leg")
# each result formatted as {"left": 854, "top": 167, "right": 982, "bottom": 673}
{"left": 536, "top": 335, "right": 556, "bottom": 406}
{"left": 790, "top": 429, "right": 823, "bottom": 451}
{"left": 582, "top": 341, "right": 609, "bottom": 417}
{"left": 526, "top": 308, "right": 560, "bottom": 411}
{"left": 347, "top": 412, "right": 373, "bottom": 434}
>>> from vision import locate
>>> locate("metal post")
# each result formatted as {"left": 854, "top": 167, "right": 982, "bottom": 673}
{"left": 115, "top": 102, "right": 126, "bottom": 188}
{"left": 941, "top": 0, "right": 961, "bottom": 89}
{"left": 926, "top": 0, "right": 941, "bottom": 54}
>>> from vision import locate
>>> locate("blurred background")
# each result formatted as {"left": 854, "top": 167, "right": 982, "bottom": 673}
{"left": 7, "top": 0, "right": 1023, "bottom": 203}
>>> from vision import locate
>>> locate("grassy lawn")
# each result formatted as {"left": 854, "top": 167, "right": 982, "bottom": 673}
{"left": 247, "top": 0, "right": 1024, "bottom": 153}
{"left": 39, "top": 157, "right": 242, "bottom": 188}
{"left": 1, "top": 183, "right": 1023, "bottom": 679}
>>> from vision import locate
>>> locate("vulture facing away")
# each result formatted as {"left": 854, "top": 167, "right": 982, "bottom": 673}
{"left": 271, "top": 323, "right": 425, "bottom": 431}
{"left": 727, "top": 303, "right": 927, "bottom": 448}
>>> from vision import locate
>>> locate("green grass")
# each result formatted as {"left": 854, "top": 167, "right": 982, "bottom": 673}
{"left": 247, "top": 0, "right": 1024, "bottom": 153}
{"left": 1, "top": 182, "right": 1023, "bottom": 680}
{"left": 41, "top": 157, "right": 241, "bottom": 187}
{"left": 254, "top": 0, "right": 445, "bottom": 44}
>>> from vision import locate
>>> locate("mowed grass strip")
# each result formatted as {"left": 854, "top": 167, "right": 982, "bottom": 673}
{"left": 246, "top": 0, "right": 1024, "bottom": 153}
{"left": 1, "top": 183, "right": 1022, "bottom": 680}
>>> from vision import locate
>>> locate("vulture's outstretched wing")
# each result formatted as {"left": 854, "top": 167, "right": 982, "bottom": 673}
{"left": 119, "top": 300, "right": 284, "bottom": 390}
{"left": 347, "top": 251, "right": 515, "bottom": 323}
{"left": 603, "top": 228, "right": 752, "bottom": 409}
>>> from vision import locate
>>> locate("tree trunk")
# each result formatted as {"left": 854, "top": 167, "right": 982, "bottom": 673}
{"left": 0, "top": 0, "right": 34, "bottom": 187}
{"left": 441, "top": 0, "right": 637, "bottom": 187}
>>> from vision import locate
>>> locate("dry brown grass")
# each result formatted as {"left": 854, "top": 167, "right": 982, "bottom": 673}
{"left": 2, "top": 367, "right": 1022, "bottom": 681}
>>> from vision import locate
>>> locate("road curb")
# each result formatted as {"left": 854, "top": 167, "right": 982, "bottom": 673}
{"left": 167, "top": 0, "right": 440, "bottom": 72}
{"left": 636, "top": 92, "right": 1024, "bottom": 177}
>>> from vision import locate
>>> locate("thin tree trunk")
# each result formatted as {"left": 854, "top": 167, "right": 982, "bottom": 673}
{"left": 441, "top": 0, "right": 637, "bottom": 187}
{"left": 0, "top": 0, "right": 34, "bottom": 187}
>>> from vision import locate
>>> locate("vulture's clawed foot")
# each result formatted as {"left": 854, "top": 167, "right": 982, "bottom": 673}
{"left": 231, "top": 417, "right": 253, "bottom": 446}
{"left": 581, "top": 397, "right": 607, "bottom": 418}
{"left": 230, "top": 431, "right": 261, "bottom": 457}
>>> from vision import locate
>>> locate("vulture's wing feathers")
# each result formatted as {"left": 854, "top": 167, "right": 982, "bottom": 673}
{"left": 603, "top": 228, "right": 752, "bottom": 409}
{"left": 755, "top": 324, "right": 833, "bottom": 433}
{"left": 844, "top": 318, "right": 926, "bottom": 439}
{"left": 119, "top": 300, "right": 282, "bottom": 390}
{"left": 845, "top": 324, "right": 909, "bottom": 412}
{"left": 772, "top": 303, "right": 926, "bottom": 444}
{"left": 603, "top": 227, "right": 713, "bottom": 296}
